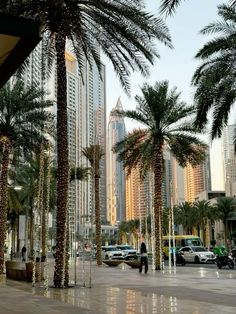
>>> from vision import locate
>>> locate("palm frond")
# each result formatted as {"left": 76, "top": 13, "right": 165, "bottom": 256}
{"left": 159, "top": 0, "right": 185, "bottom": 16}
{"left": 4, "top": 0, "right": 172, "bottom": 95}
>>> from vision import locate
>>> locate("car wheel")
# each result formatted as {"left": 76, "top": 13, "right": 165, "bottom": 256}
{"left": 105, "top": 255, "right": 109, "bottom": 260}
{"left": 194, "top": 256, "right": 200, "bottom": 264}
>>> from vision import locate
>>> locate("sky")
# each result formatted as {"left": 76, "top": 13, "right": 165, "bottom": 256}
{"left": 103, "top": 0, "right": 228, "bottom": 190}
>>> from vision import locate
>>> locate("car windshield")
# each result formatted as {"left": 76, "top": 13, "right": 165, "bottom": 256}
{"left": 103, "top": 247, "right": 117, "bottom": 252}
{"left": 191, "top": 247, "right": 208, "bottom": 252}
{"left": 186, "top": 239, "right": 202, "bottom": 246}
{"left": 118, "top": 246, "right": 133, "bottom": 250}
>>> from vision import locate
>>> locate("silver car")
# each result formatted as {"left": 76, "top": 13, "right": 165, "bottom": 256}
{"left": 102, "top": 246, "right": 124, "bottom": 260}
{"left": 116, "top": 245, "right": 138, "bottom": 260}
{"left": 179, "top": 246, "right": 215, "bottom": 263}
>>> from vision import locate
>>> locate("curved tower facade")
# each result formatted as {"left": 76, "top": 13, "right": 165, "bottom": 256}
{"left": 107, "top": 98, "right": 126, "bottom": 225}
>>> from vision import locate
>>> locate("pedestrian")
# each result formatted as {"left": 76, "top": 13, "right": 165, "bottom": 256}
{"left": 21, "top": 245, "right": 27, "bottom": 262}
{"left": 139, "top": 241, "right": 148, "bottom": 274}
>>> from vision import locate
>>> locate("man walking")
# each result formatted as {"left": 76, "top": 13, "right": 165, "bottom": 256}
{"left": 139, "top": 241, "right": 148, "bottom": 274}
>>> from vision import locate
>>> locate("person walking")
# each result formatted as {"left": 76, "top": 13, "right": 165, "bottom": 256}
{"left": 21, "top": 245, "right": 27, "bottom": 262}
{"left": 139, "top": 241, "right": 148, "bottom": 274}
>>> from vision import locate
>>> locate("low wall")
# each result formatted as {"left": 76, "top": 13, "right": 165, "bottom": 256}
{"left": 5, "top": 261, "right": 26, "bottom": 281}
{"left": 5, "top": 261, "right": 45, "bottom": 282}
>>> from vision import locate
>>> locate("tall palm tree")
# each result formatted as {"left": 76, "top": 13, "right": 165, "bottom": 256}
{"left": 113, "top": 81, "right": 206, "bottom": 270}
{"left": 214, "top": 197, "right": 236, "bottom": 248}
{"left": 63, "top": 165, "right": 90, "bottom": 287}
{"left": 0, "top": 80, "right": 53, "bottom": 273}
{"left": 192, "top": 5, "right": 236, "bottom": 141}
{"left": 7, "top": 186, "right": 23, "bottom": 254}
{"left": 82, "top": 144, "right": 104, "bottom": 266}
{"left": 3, "top": 0, "right": 172, "bottom": 287}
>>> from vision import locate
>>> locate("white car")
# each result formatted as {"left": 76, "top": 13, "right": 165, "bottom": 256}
{"left": 116, "top": 245, "right": 138, "bottom": 260}
{"left": 102, "top": 246, "right": 124, "bottom": 260}
{"left": 179, "top": 246, "right": 215, "bottom": 263}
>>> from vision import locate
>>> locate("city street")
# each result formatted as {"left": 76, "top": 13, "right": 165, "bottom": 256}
{"left": 1, "top": 260, "right": 236, "bottom": 313}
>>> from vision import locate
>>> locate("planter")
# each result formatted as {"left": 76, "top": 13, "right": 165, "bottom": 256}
{"left": 124, "top": 260, "right": 141, "bottom": 268}
{"left": 5, "top": 261, "right": 26, "bottom": 281}
{"left": 26, "top": 262, "right": 45, "bottom": 282}
{"left": 102, "top": 260, "right": 123, "bottom": 267}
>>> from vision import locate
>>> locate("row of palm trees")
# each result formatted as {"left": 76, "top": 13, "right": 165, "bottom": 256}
{"left": 0, "top": 81, "right": 53, "bottom": 274}
{"left": 174, "top": 198, "right": 236, "bottom": 246}
{"left": 113, "top": 3, "right": 236, "bottom": 269}
{"left": 0, "top": 0, "right": 172, "bottom": 287}
{"left": 118, "top": 198, "right": 236, "bottom": 249}
{"left": 113, "top": 81, "right": 207, "bottom": 269}
{"left": 1, "top": 0, "right": 236, "bottom": 282}
{"left": 0, "top": 81, "right": 105, "bottom": 279}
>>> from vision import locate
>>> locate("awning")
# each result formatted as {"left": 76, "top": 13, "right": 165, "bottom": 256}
{"left": 0, "top": 13, "right": 41, "bottom": 88}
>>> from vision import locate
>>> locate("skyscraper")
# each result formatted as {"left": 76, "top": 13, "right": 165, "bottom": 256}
{"left": 23, "top": 41, "right": 106, "bottom": 237}
{"left": 76, "top": 58, "right": 106, "bottom": 233}
{"left": 222, "top": 125, "right": 236, "bottom": 196}
{"left": 184, "top": 149, "right": 211, "bottom": 202}
{"left": 125, "top": 166, "right": 154, "bottom": 222}
{"left": 107, "top": 98, "right": 126, "bottom": 225}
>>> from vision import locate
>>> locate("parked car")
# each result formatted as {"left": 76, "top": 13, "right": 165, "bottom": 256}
{"left": 116, "top": 245, "right": 138, "bottom": 260}
{"left": 179, "top": 246, "right": 215, "bottom": 263}
{"left": 102, "top": 246, "right": 124, "bottom": 260}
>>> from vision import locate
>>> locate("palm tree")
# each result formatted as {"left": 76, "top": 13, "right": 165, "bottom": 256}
{"left": 7, "top": 186, "right": 23, "bottom": 254}
{"left": 174, "top": 202, "right": 197, "bottom": 235}
{"left": 63, "top": 165, "right": 90, "bottom": 287}
{"left": 11, "top": 155, "right": 52, "bottom": 254}
{"left": 3, "top": 0, "right": 172, "bottom": 287}
{"left": 127, "top": 219, "right": 140, "bottom": 249}
{"left": 193, "top": 200, "right": 216, "bottom": 245}
{"left": 159, "top": 0, "right": 236, "bottom": 15}
{"left": 113, "top": 81, "right": 206, "bottom": 270}
{"left": 0, "top": 80, "right": 53, "bottom": 273}
{"left": 82, "top": 144, "right": 104, "bottom": 266}
{"left": 214, "top": 197, "right": 236, "bottom": 248}
{"left": 193, "top": 4, "right": 236, "bottom": 140}
{"left": 70, "top": 167, "right": 90, "bottom": 183}
{"left": 118, "top": 221, "right": 129, "bottom": 244}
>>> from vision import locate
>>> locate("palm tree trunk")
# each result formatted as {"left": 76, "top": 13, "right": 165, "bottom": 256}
{"left": 42, "top": 155, "right": 48, "bottom": 257}
{"left": 64, "top": 213, "right": 70, "bottom": 287}
{"left": 0, "top": 140, "right": 10, "bottom": 273}
{"left": 224, "top": 220, "right": 228, "bottom": 249}
{"left": 54, "top": 33, "right": 69, "bottom": 288}
{"left": 153, "top": 143, "right": 163, "bottom": 270}
{"left": 95, "top": 175, "right": 102, "bottom": 265}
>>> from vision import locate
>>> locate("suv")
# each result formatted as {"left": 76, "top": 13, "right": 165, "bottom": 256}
{"left": 116, "top": 245, "right": 138, "bottom": 260}
{"left": 102, "top": 246, "right": 124, "bottom": 260}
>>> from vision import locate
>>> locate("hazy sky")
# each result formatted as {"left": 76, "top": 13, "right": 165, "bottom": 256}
{"left": 103, "top": 0, "right": 227, "bottom": 190}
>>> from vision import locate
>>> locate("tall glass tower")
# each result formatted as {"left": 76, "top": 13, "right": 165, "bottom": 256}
{"left": 107, "top": 98, "right": 126, "bottom": 225}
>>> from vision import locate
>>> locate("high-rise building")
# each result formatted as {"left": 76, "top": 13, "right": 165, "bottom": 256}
{"left": 107, "top": 98, "right": 126, "bottom": 225}
{"left": 171, "top": 156, "right": 185, "bottom": 205}
{"left": 184, "top": 149, "right": 211, "bottom": 202}
{"left": 23, "top": 42, "right": 106, "bottom": 236}
{"left": 222, "top": 125, "right": 236, "bottom": 196}
{"left": 75, "top": 57, "right": 106, "bottom": 233}
{"left": 125, "top": 166, "right": 154, "bottom": 222}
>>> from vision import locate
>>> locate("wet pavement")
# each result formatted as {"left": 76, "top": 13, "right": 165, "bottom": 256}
{"left": 1, "top": 261, "right": 236, "bottom": 313}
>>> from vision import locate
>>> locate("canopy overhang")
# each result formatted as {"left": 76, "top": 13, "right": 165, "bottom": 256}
{"left": 0, "top": 13, "right": 41, "bottom": 88}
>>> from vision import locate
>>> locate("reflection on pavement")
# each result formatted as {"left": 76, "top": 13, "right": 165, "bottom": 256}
{"left": 2, "top": 262, "right": 236, "bottom": 313}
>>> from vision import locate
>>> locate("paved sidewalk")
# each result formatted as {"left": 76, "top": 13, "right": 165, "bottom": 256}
{"left": 1, "top": 262, "right": 236, "bottom": 313}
